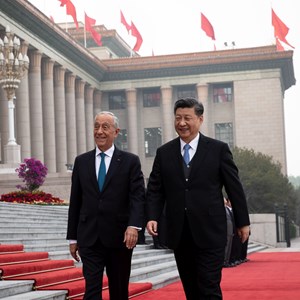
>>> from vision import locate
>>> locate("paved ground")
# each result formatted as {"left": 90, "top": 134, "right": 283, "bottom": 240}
{"left": 261, "top": 236, "right": 300, "bottom": 252}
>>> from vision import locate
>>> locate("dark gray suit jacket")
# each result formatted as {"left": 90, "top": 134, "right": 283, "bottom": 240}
{"left": 146, "top": 134, "right": 250, "bottom": 249}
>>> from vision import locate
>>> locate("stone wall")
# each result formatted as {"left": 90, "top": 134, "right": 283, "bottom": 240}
{"left": 249, "top": 213, "right": 285, "bottom": 247}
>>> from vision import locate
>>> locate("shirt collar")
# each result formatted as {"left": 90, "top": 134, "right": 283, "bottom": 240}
{"left": 95, "top": 145, "right": 115, "bottom": 158}
{"left": 180, "top": 132, "right": 200, "bottom": 151}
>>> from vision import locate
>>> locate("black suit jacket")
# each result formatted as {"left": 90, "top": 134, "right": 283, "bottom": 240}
{"left": 146, "top": 134, "right": 250, "bottom": 249}
{"left": 67, "top": 147, "right": 145, "bottom": 248}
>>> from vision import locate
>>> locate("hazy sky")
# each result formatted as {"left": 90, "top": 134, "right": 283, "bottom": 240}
{"left": 29, "top": 0, "right": 300, "bottom": 176}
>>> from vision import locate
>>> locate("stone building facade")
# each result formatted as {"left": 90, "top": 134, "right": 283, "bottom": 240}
{"left": 0, "top": 0, "right": 296, "bottom": 181}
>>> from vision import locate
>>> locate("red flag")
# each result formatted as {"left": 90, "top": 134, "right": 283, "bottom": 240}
{"left": 120, "top": 10, "right": 131, "bottom": 33}
{"left": 275, "top": 37, "right": 285, "bottom": 51}
{"left": 131, "top": 21, "right": 143, "bottom": 52}
{"left": 271, "top": 9, "right": 294, "bottom": 49}
{"left": 201, "top": 13, "right": 215, "bottom": 41}
{"left": 85, "top": 12, "right": 102, "bottom": 46}
{"left": 58, "top": 0, "right": 68, "bottom": 6}
{"left": 59, "top": 0, "right": 78, "bottom": 29}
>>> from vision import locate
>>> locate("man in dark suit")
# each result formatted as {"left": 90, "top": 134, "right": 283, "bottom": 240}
{"left": 67, "top": 111, "right": 145, "bottom": 300}
{"left": 146, "top": 97, "right": 250, "bottom": 300}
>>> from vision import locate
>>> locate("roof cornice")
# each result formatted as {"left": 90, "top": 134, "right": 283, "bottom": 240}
{"left": 101, "top": 46, "right": 295, "bottom": 90}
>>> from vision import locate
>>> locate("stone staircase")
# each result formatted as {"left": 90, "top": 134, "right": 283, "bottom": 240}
{"left": 0, "top": 201, "right": 178, "bottom": 299}
{"left": 0, "top": 201, "right": 267, "bottom": 299}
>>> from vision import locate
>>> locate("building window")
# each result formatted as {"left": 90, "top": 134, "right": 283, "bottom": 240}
{"left": 108, "top": 91, "right": 126, "bottom": 109}
{"left": 144, "top": 127, "right": 162, "bottom": 157}
{"left": 177, "top": 85, "right": 196, "bottom": 99}
{"left": 115, "top": 129, "right": 128, "bottom": 151}
{"left": 143, "top": 88, "right": 161, "bottom": 107}
{"left": 213, "top": 84, "right": 233, "bottom": 103}
{"left": 215, "top": 123, "right": 234, "bottom": 148}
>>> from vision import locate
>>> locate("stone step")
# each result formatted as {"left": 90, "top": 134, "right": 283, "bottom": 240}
{"left": 133, "top": 247, "right": 171, "bottom": 259}
{"left": 129, "top": 260, "right": 177, "bottom": 282}
{"left": 0, "top": 280, "right": 34, "bottom": 298}
{"left": 0, "top": 227, "right": 67, "bottom": 232}
{"left": 136, "top": 269, "right": 180, "bottom": 289}
{"left": 25, "top": 243, "right": 69, "bottom": 253}
{"left": 0, "top": 202, "right": 68, "bottom": 216}
{"left": 0, "top": 229, "right": 66, "bottom": 240}
{"left": 0, "top": 290, "right": 67, "bottom": 300}
{"left": 247, "top": 243, "right": 269, "bottom": 253}
{"left": 0, "top": 213, "right": 68, "bottom": 221}
{"left": 0, "top": 237, "right": 67, "bottom": 246}
{"left": 0, "top": 220, "right": 67, "bottom": 226}
{"left": 0, "top": 232, "right": 66, "bottom": 239}
{"left": 0, "top": 203, "right": 69, "bottom": 214}
{"left": 48, "top": 250, "right": 73, "bottom": 261}
{"left": 131, "top": 253, "right": 175, "bottom": 270}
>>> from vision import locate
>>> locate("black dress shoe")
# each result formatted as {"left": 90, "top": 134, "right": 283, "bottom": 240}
{"left": 154, "top": 244, "right": 168, "bottom": 249}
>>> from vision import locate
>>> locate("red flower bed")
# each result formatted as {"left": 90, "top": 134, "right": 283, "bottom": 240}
{"left": 0, "top": 191, "right": 65, "bottom": 205}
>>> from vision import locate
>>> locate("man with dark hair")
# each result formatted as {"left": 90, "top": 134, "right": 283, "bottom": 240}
{"left": 146, "top": 97, "right": 250, "bottom": 300}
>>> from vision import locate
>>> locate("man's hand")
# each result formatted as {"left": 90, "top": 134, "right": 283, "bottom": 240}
{"left": 124, "top": 227, "right": 138, "bottom": 249}
{"left": 237, "top": 225, "right": 250, "bottom": 243}
{"left": 146, "top": 220, "right": 158, "bottom": 236}
{"left": 69, "top": 243, "right": 80, "bottom": 262}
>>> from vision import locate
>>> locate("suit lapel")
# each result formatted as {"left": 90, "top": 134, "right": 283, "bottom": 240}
{"left": 102, "top": 147, "right": 122, "bottom": 190}
{"left": 168, "top": 138, "right": 186, "bottom": 179}
{"left": 189, "top": 133, "right": 209, "bottom": 178}
{"left": 87, "top": 149, "right": 99, "bottom": 191}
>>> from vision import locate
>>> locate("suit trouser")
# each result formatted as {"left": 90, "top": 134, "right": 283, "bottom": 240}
{"left": 224, "top": 218, "right": 234, "bottom": 264}
{"left": 174, "top": 219, "right": 224, "bottom": 300}
{"left": 240, "top": 237, "right": 249, "bottom": 260}
{"left": 79, "top": 238, "right": 133, "bottom": 300}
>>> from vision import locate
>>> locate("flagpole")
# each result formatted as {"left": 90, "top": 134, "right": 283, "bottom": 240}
{"left": 84, "top": 16, "right": 87, "bottom": 48}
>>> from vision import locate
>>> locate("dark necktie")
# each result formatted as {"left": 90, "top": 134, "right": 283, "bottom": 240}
{"left": 183, "top": 144, "right": 191, "bottom": 165}
{"left": 98, "top": 152, "right": 106, "bottom": 191}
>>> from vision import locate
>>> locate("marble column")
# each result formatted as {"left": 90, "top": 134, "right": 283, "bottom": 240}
{"left": 93, "top": 90, "right": 102, "bottom": 117}
{"left": 197, "top": 83, "right": 209, "bottom": 135}
{"left": 75, "top": 79, "right": 86, "bottom": 155}
{"left": 28, "top": 50, "right": 44, "bottom": 162}
{"left": 41, "top": 58, "right": 56, "bottom": 173}
{"left": 126, "top": 88, "right": 139, "bottom": 155}
{"left": 16, "top": 41, "right": 31, "bottom": 161}
{"left": 160, "top": 86, "right": 174, "bottom": 143}
{"left": 85, "top": 86, "right": 94, "bottom": 150}
{"left": 0, "top": 89, "right": 8, "bottom": 162}
{"left": 65, "top": 73, "right": 77, "bottom": 165}
{"left": 54, "top": 66, "right": 67, "bottom": 172}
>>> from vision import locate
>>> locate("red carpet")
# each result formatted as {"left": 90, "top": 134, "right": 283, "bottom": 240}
{"left": 0, "top": 244, "right": 152, "bottom": 299}
{"left": 133, "top": 252, "right": 300, "bottom": 300}
{"left": 0, "top": 244, "right": 24, "bottom": 254}
{"left": 4, "top": 244, "right": 298, "bottom": 300}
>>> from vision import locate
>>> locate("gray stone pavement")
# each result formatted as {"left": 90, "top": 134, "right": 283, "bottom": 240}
{"left": 260, "top": 236, "right": 300, "bottom": 252}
